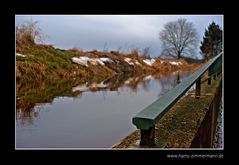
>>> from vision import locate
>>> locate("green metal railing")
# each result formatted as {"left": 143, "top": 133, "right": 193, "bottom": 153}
{"left": 132, "top": 52, "right": 223, "bottom": 147}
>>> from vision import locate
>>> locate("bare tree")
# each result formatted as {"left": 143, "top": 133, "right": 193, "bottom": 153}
{"left": 16, "top": 20, "right": 44, "bottom": 45}
{"left": 16, "top": 20, "right": 46, "bottom": 52}
{"left": 159, "top": 18, "right": 198, "bottom": 59}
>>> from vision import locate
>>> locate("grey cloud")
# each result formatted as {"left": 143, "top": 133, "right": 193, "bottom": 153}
{"left": 16, "top": 15, "right": 223, "bottom": 57}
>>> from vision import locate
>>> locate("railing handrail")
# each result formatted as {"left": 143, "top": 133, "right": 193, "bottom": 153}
{"left": 132, "top": 52, "right": 222, "bottom": 130}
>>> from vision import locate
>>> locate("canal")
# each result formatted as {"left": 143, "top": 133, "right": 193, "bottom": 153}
{"left": 16, "top": 71, "right": 192, "bottom": 148}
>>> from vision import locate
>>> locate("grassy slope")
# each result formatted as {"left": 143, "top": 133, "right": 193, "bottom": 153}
{"left": 16, "top": 44, "right": 162, "bottom": 85}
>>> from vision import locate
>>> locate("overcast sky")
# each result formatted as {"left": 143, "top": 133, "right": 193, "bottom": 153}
{"left": 15, "top": 15, "right": 223, "bottom": 58}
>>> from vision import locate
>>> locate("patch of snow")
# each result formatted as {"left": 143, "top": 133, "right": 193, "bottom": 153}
{"left": 72, "top": 56, "right": 112, "bottom": 66}
{"left": 124, "top": 57, "right": 131, "bottom": 62}
{"left": 16, "top": 53, "right": 26, "bottom": 57}
{"left": 88, "top": 58, "right": 99, "bottom": 65}
{"left": 143, "top": 59, "right": 156, "bottom": 66}
{"left": 124, "top": 58, "right": 134, "bottom": 65}
{"left": 71, "top": 57, "right": 89, "bottom": 66}
{"left": 135, "top": 60, "right": 141, "bottom": 65}
{"left": 100, "top": 58, "right": 112, "bottom": 63}
{"left": 96, "top": 59, "right": 105, "bottom": 65}
{"left": 169, "top": 61, "right": 182, "bottom": 66}
{"left": 91, "top": 82, "right": 108, "bottom": 88}
{"left": 72, "top": 84, "right": 89, "bottom": 92}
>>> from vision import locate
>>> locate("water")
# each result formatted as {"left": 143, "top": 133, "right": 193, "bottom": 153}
{"left": 16, "top": 71, "right": 191, "bottom": 148}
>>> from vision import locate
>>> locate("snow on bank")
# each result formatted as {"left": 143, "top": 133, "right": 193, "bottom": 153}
{"left": 72, "top": 84, "right": 89, "bottom": 92}
{"left": 91, "top": 82, "right": 108, "bottom": 88}
{"left": 16, "top": 53, "right": 34, "bottom": 57}
{"left": 16, "top": 53, "right": 26, "bottom": 57}
{"left": 169, "top": 61, "right": 182, "bottom": 66}
{"left": 124, "top": 58, "right": 134, "bottom": 65}
{"left": 71, "top": 56, "right": 112, "bottom": 67}
{"left": 100, "top": 57, "right": 113, "bottom": 63}
{"left": 72, "top": 56, "right": 148, "bottom": 67}
{"left": 124, "top": 58, "right": 141, "bottom": 65}
{"left": 143, "top": 59, "right": 156, "bottom": 66}
{"left": 135, "top": 61, "right": 141, "bottom": 65}
{"left": 72, "top": 57, "right": 89, "bottom": 66}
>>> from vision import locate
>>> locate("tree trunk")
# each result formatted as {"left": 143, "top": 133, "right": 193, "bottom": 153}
{"left": 177, "top": 51, "right": 181, "bottom": 59}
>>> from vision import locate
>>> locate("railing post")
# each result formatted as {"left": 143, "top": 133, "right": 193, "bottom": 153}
{"left": 140, "top": 126, "right": 155, "bottom": 147}
{"left": 196, "top": 77, "right": 201, "bottom": 98}
{"left": 208, "top": 77, "right": 211, "bottom": 85}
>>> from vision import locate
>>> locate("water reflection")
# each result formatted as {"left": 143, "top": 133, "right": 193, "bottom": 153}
{"left": 16, "top": 71, "right": 191, "bottom": 126}
{"left": 16, "top": 79, "right": 81, "bottom": 126}
{"left": 16, "top": 71, "right": 192, "bottom": 148}
{"left": 157, "top": 71, "right": 191, "bottom": 97}
{"left": 16, "top": 73, "right": 155, "bottom": 125}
